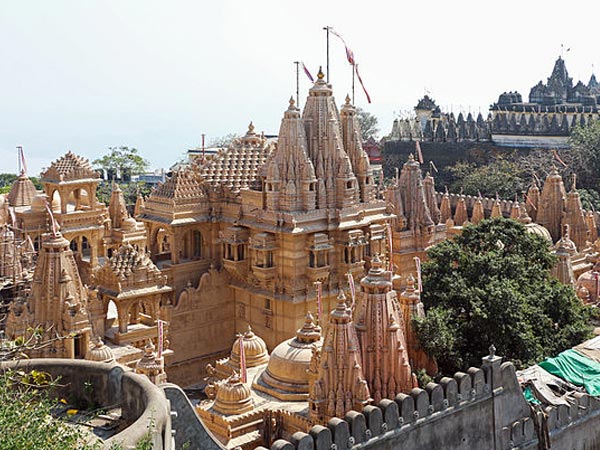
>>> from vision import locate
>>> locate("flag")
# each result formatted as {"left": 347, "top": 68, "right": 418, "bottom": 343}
{"left": 239, "top": 332, "right": 247, "bottom": 383}
{"left": 17, "top": 146, "right": 27, "bottom": 174}
{"left": 347, "top": 272, "right": 356, "bottom": 310}
{"left": 44, "top": 200, "right": 58, "bottom": 236}
{"left": 415, "top": 141, "right": 424, "bottom": 164}
{"left": 329, "top": 28, "right": 356, "bottom": 66}
{"left": 524, "top": 193, "right": 537, "bottom": 211}
{"left": 26, "top": 235, "right": 35, "bottom": 253}
{"left": 552, "top": 149, "right": 568, "bottom": 168}
{"left": 386, "top": 222, "right": 394, "bottom": 271}
{"left": 301, "top": 62, "right": 314, "bottom": 82}
{"left": 414, "top": 256, "right": 423, "bottom": 293}
{"left": 315, "top": 281, "right": 323, "bottom": 324}
{"left": 8, "top": 207, "right": 16, "bottom": 226}
{"left": 355, "top": 64, "right": 372, "bottom": 104}
{"left": 157, "top": 319, "right": 164, "bottom": 359}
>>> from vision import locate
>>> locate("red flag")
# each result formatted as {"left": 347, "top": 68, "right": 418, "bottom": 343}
{"left": 17, "top": 146, "right": 27, "bottom": 174}
{"left": 8, "top": 206, "right": 16, "bottom": 226}
{"left": 415, "top": 141, "right": 424, "bottom": 164}
{"left": 315, "top": 281, "right": 323, "bottom": 324}
{"left": 414, "top": 256, "right": 423, "bottom": 293}
{"left": 524, "top": 193, "right": 537, "bottom": 211}
{"left": 329, "top": 28, "right": 355, "bottom": 66}
{"left": 157, "top": 319, "right": 164, "bottom": 359}
{"left": 239, "top": 333, "right": 247, "bottom": 383}
{"left": 302, "top": 62, "right": 314, "bottom": 82}
{"left": 355, "top": 64, "right": 371, "bottom": 104}
{"left": 44, "top": 200, "right": 59, "bottom": 236}
{"left": 386, "top": 222, "right": 394, "bottom": 271}
{"left": 552, "top": 149, "right": 568, "bottom": 168}
{"left": 347, "top": 272, "right": 356, "bottom": 310}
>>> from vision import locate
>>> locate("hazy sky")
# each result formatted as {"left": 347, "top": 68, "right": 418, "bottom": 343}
{"left": 1, "top": 0, "right": 598, "bottom": 175}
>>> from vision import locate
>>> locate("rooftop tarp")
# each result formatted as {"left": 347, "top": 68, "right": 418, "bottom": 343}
{"left": 538, "top": 349, "right": 600, "bottom": 396}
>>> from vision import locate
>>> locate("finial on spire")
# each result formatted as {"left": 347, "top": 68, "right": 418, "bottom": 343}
{"left": 248, "top": 121, "right": 255, "bottom": 134}
{"left": 317, "top": 66, "right": 325, "bottom": 80}
{"left": 345, "top": 94, "right": 351, "bottom": 105}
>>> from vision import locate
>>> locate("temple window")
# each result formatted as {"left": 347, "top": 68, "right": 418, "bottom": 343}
{"left": 307, "top": 233, "right": 332, "bottom": 268}
{"left": 264, "top": 298, "right": 271, "bottom": 310}
{"left": 343, "top": 230, "right": 366, "bottom": 264}
{"left": 222, "top": 226, "right": 249, "bottom": 262}
{"left": 192, "top": 230, "right": 202, "bottom": 258}
{"left": 346, "top": 180, "right": 353, "bottom": 189}
{"left": 251, "top": 232, "right": 276, "bottom": 268}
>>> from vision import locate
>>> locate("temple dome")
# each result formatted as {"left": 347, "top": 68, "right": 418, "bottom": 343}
{"left": 7, "top": 173, "right": 37, "bottom": 207}
{"left": 136, "top": 341, "right": 163, "bottom": 372}
{"left": 213, "top": 372, "right": 253, "bottom": 415}
{"left": 229, "top": 326, "right": 269, "bottom": 368}
{"left": 518, "top": 209, "right": 552, "bottom": 242}
{"left": 256, "top": 312, "right": 322, "bottom": 400}
{"left": 85, "top": 336, "right": 115, "bottom": 363}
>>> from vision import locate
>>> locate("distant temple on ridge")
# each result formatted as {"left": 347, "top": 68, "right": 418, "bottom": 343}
{"left": 388, "top": 56, "right": 600, "bottom": 149}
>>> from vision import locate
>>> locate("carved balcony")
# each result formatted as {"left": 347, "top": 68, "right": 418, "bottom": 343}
{"left": 306, "top": 265, "right": 330, "bottom": 283}
{"left": 223, "top": 258, "right": 249, "bottom": 282}
{"left": 252, "top": 265, "right": 276, "bottom": 282}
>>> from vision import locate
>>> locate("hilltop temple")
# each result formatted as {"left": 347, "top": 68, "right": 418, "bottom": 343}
{"left": 3, "top": 61, "right": 600, "bottom": 449}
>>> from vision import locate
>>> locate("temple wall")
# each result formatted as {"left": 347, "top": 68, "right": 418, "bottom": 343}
{"left": 167, "top": 267, "right": 234, "bottom": 387}
{"left": 253, "top": 356, "right": 600, "bottom": 450}
{"left": 491, "top": 134, "right": 570, "bottom": 149}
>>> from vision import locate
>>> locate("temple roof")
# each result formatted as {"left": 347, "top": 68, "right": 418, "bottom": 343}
{"left": 415, "top": 95, "right": 437, "bottom": 111}
{"left": 41, "top": 151, "right": 100, "bottom": 183}
{"left": 94, "top": 244, "right": 170, "bottom": 296}
{"left": 199, "top": 123, "right": 274, "bottom": 193}
{"left": 151, "top": 168, "right": 206, "bottom": 202}
{"left": 7, "top": 173, "right": 37, "bottom": 207}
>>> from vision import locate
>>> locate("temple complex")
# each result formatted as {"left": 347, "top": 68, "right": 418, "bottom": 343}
{"left": 2, "top": 53, "right": 600, "bottom": 450}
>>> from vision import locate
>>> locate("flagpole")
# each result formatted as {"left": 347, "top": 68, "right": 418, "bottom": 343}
{"left": 293, "top": 61, "right": 300, "bottom": 108}
{"left": 323, "top": 26, "right": 330, "bottom": 83}
{"left": 352, "top": 63, "right": 355, "bottom": 104}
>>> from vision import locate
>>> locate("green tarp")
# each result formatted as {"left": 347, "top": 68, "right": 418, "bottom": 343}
{"left": 539, "top": 349, "right": 600, "bottom": 396}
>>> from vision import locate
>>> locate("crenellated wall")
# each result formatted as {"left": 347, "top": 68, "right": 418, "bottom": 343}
{"left": 251, "top": 353, "right": 600, "bottom": 450}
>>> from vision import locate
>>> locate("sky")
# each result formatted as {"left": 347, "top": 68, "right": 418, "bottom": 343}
{"left": 0, "top": 0, "right": 599, "bottom": 175}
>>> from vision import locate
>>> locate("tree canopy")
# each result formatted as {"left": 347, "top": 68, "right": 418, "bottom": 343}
{"left": 414, "top": 217, "right": 591, "bottom": 375}
{"left": 356, "top": 107, "right": 379, "bottom": 141}
{"left": 448, "top": 159, "right": 528, "bottom": 198}
{"left": 92, "top": 146, "right": 150, "bottom": 180}
{"left": 568, "top": 120, "right": 600, "bottom": 189}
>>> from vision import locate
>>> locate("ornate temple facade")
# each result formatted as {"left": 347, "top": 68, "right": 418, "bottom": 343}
{"left": 490, "top": 56, "right": 600, "bottom": 148}
{"left": 1, "top": 152, "right": 171, "bottom": 378}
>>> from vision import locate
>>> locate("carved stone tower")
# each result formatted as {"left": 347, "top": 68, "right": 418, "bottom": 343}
{"left": 354, "top": 255, "right": 416, "bottom": 403}
{"left": 537, "top": 168, "right": 566, "bottom": 242}
{"left": 308, "top": 291, "right": 370, "bottom": 423}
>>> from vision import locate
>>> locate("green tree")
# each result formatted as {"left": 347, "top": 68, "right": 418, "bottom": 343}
{"left": 448, "top": 159, "right": 528, "bottom": 198}
{"left": 414, "top": 217, "right": 591, "bottom": 375}
{"left": 92, "top": 146, "right": 150, "bottom": 180}
{"left": 209, "top": 133, "right": 241, "bottom": 148}
{"left": 569, "top": 120, "right": 600, "bottom": 189}
{"left": 356, "top": 107, "right": 379, "bottom": 141}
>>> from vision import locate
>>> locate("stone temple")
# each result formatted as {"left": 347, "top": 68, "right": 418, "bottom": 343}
{"left": 3, "top": 66, "right": 600, "bottom": 450}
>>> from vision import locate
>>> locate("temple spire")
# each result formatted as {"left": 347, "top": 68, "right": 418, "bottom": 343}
{"left": 308, "top": 290, "right": 370, "bottom": 422}
{"left": 355, "top": 254, "right": 416, "bottom": 403}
